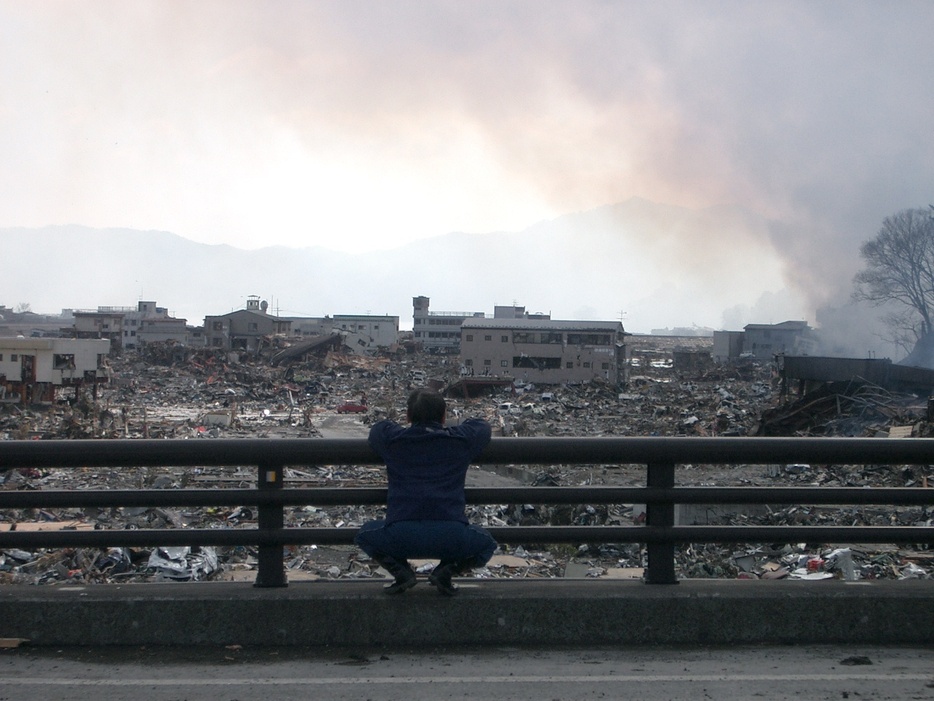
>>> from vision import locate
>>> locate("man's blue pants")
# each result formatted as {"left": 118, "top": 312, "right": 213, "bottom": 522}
{"left": 355, "top": 519, "right": 497, "bottom": 569}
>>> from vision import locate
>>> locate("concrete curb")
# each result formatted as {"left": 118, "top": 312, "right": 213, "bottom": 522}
{"left": 2, "top": 579, "right": 933, "bottom": 647}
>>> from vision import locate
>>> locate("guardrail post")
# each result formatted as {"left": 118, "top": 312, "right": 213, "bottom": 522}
{"left": 645, "top": 461, "right": 678, "bottom": 585}
{"left": 254, "top": 463, "right": 287, "bottom": 588}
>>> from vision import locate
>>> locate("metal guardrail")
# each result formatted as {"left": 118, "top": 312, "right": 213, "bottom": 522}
{"left": 1, "top": 437, "right": 933, "bottom": 587}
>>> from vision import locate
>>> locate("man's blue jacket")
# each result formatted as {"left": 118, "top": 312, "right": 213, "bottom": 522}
{"left": 368, "top": 418, "right": 492, "bottom": 523}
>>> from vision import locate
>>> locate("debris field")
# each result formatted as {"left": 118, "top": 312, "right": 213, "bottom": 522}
{"left": 2, "top": 336, "right": 932, "bottom": 585}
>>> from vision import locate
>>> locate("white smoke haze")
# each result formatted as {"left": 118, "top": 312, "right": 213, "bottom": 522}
{"left": 2, "top": 2, "right": 933, "bottom": 351}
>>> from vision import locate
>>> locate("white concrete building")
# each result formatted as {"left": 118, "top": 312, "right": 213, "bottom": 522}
{"left": 331, "top": 314, "right": 400, "bottom": 351}
{"left": 0, "top": 337, "right": 111, "bottom": 402}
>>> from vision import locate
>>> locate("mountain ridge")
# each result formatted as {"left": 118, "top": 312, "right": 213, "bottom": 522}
{"left": 1, "top": 200, "right": 800, "bottom": 333}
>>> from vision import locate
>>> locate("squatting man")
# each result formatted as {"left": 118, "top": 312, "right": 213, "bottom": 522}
{"left": 355, "top": 389, "right": 497, "bottom": 595}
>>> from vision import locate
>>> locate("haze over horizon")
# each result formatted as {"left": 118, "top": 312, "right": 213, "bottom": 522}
{"left": 2, "top": 2, "right": 933, "bottom": 348}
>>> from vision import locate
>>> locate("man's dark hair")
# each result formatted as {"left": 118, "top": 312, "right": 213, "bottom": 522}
{"left": 407, "top": 388, "right": 446, "bottom": 424}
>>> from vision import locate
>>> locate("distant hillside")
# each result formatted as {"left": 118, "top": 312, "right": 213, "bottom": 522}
{"left": 0, "top": 199, "right": 799, "bottom": 333}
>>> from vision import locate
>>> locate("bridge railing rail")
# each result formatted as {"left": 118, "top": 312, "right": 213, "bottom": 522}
{"left": 1, "top": 437, "right": 932, "bottom": 586}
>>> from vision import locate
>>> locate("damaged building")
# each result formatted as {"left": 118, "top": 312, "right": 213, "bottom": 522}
{"left": 72, "top": 301, "right": 189, "bottom": 351}
{"left": 0, "top": 337, "right": 110, "bottom": 403}
{"left": 284, "top": 315, "right": 400, "bottom": 351}
{"left": 330, "top": 314, "right": 400, "bottom": 352}
{"left": 713, "top": 320, "right": 816, "bottom": 362}
{"left": 460, "top": 318, "right": 629, "bottom": 386}
{"left": 72, "top": 308, "right": 126, "bottom": 351}
{"left": 778, "top": 355, "right": 934, "bottom": 398}
{"left": 125, "top": 301, "right": 188, "bottom": 350}
{"left": 753, "top": 354, "right": 934, "bottom": 437}
{"left": 203, "top": 297, "right": 292, "bottom": 352}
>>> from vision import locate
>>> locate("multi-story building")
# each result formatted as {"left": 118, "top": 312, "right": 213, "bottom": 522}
{"left": 279, "top": 314, "right": 399, "bottom": 353}
{"left": 73, "top": 308, "right": 128, "bottom": 350}
{"left": 284, "top": 316, "right": 332, "bottom": 338}
{"left": 331, "top": 314, "right": 400, "bottom": 350}
{"left": 135, "top": 315, "right": 190, "bottom": 348}
{"left": 72, "top": 301, "right": 188, "bottom": 350}
{"left": 123, "top": 301, "right": 188, "bottom": 349}
{"left": 713, "top": 321, "right": 815, "bottom": 362}
{"left": 412, "top": 296, "right": 485, "bottom": 352}
{"left": 743, "top": 321, "right": 814, "bottom": 360}
{"left": 203, "top": 297, "right": 291, "bottom": 352}
{"left": 460, "top": 318, "right": 628, "bottom": 386}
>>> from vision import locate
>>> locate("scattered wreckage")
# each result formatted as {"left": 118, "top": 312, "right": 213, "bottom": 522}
{"left": 1, "top": 336, "right": 932, "bottom": 585}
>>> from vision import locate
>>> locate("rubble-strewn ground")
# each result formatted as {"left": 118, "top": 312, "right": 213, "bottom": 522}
{"left": 2, "top": 336, "right": 932, "bottom": 585}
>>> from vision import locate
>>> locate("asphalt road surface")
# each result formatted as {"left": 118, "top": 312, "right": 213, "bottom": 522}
{"left": 1, "top": 644, "right": 932, "bottom": 701}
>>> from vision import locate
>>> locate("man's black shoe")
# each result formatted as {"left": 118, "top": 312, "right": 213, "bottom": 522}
{"left": 428, "top": 564, "right": 459, "bottom": 596}
{"left": 383, "top": 568, "right": 417, "bottom": 595}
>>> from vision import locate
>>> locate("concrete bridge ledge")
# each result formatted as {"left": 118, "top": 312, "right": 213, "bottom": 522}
{"left": 1, "top": 579, "right": 932, "bottom": 647}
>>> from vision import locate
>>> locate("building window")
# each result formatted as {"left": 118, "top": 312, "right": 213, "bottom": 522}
{"left": 602, "top": 362, "right": 610, "bottom": 370}
{"left": 0, "top": 354, "right": 4, "bottom": 361}
{"left": 484, "top": 359, "right": 492, "bottom": 366}
{"left": 465, "top": 334, "right": 473, "bottom": 342}
{"left": 212, "top": 321, "right": 223, "bottom": 330}
{"left": 53, "top": 354, "right": 75, "bottom": 369}
{"left": 566, "top": 361, "right": 573, "bottom": 369}
{"left": 484, "top": 335, "right": 492, "bottom": 341}
{"left": 567, "top": 333, "right": 611, "bottom": 346}
{"left": 501, "top": 335, "right": 509, "bottom": 342}
{"left": 513, "top": 332, "right": 563, "bottom": 344}
{"left": 465, "top": 359, "right": 473, "bottom": 367}
{"left": 249, "top": 323, "right": 258, "bottom": 331}
{"left": 11, "top": 354, "right": 18, "bottom": 361}
{"left": 501, "top": 360, "right": 508, "bottom": 367}
{"left": 513, "top": 356, "right": 561, "bottom": 369}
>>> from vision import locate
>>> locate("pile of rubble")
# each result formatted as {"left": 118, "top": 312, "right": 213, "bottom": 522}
{"left": 2, "top": 336, "right": 932, "bottom": 584}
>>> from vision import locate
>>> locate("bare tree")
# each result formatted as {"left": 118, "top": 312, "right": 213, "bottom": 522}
{"left": 14, "top": 302, "right": 31, "bottom": 314}
{"left": 853, "top": 208, "right": 934, "bottom": 346}
{"left": 879, "top": 307, "right": 926, "bottom": 356}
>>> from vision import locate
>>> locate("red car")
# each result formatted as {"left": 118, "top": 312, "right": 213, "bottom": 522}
{"left": 336, "top": 402, "right": 368, "bottom": 414}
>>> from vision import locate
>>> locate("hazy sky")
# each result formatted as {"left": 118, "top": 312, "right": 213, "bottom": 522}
{"left": 2, "top": 1, "right": 933, "bottom": 330}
